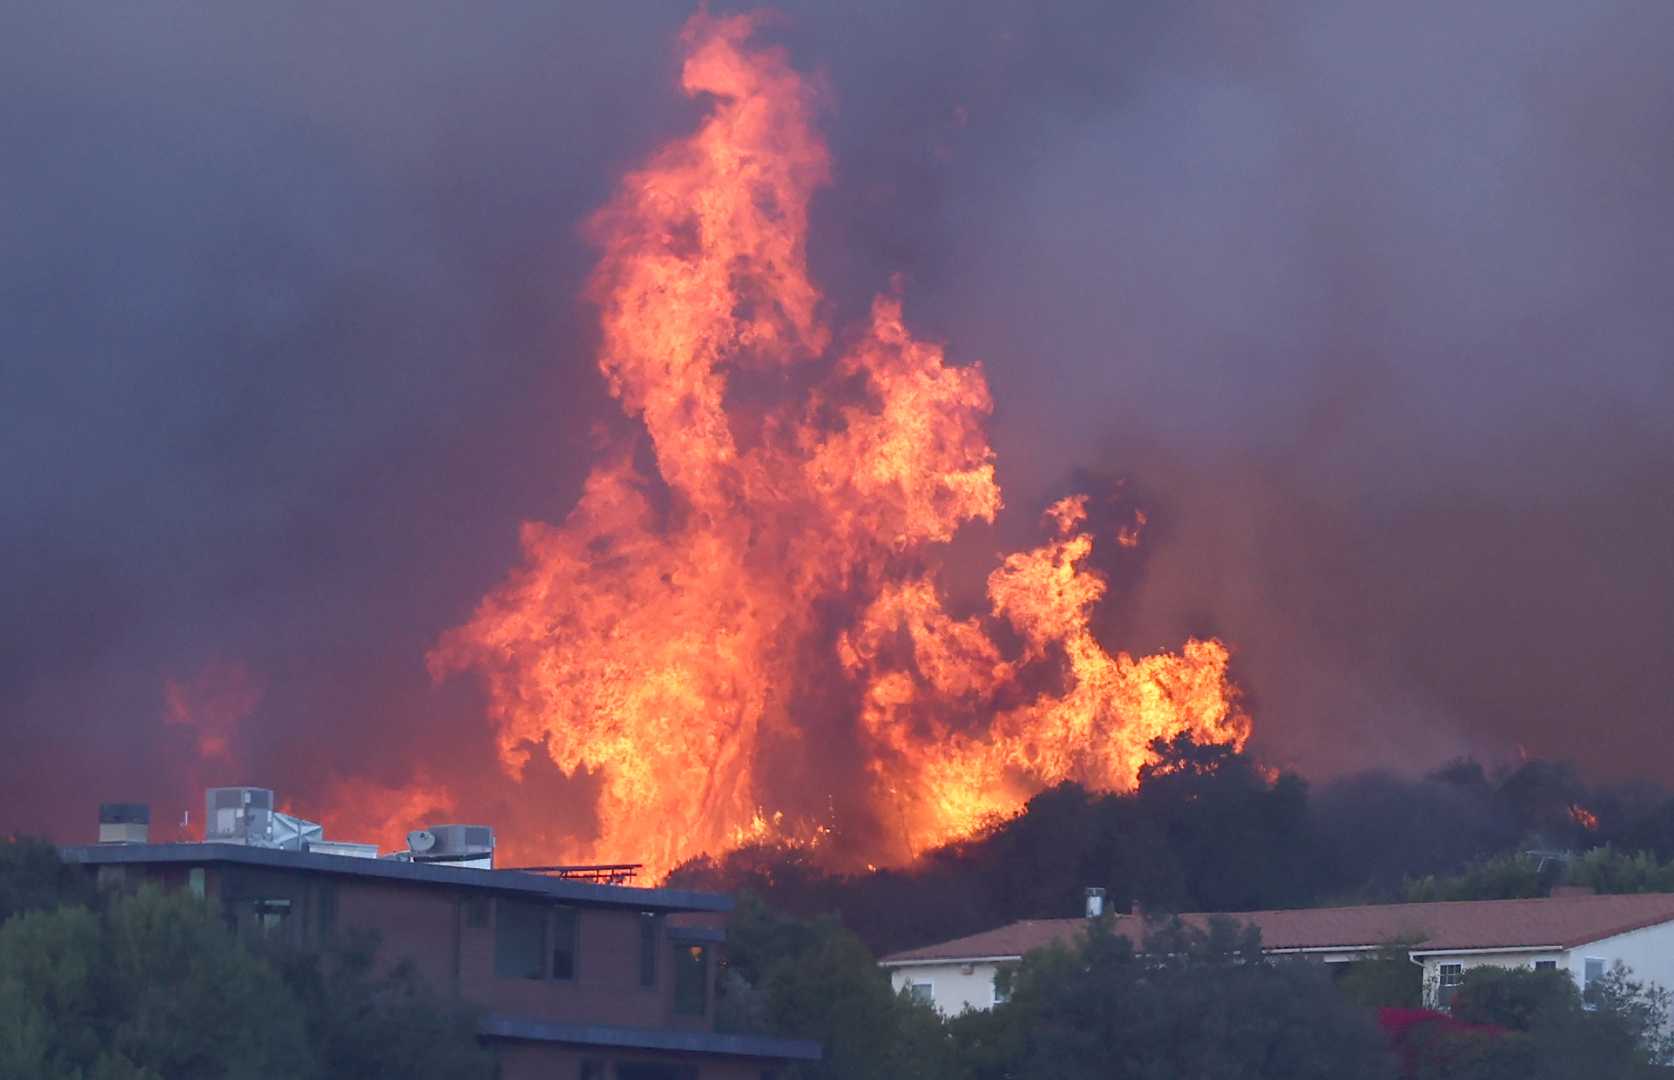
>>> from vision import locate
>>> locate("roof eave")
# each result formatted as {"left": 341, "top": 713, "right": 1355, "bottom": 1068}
{"left": 60, "top": 843, "right": 731, "bottom": 913}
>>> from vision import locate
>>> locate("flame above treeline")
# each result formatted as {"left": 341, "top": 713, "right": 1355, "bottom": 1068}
{"left": 422, "top": 11, "right": 1249, "bottom": 880}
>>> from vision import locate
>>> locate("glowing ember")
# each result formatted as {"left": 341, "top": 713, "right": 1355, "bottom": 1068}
{"left": 430, "top": 10, "right": 1249, "bottom": 879}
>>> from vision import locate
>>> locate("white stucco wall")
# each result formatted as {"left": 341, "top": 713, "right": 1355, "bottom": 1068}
{"left": 1567, "top": 919, "right": 1674, "bottom": 1002}
{"left": 1418, "top": 920, "right": 1674, "bottom": 1009}
{"left": 1417, "top": 949, "right": 1557, "bottom": 1008}
{"left": 886, "top": 960, "right": 1010, "bottom": 1015}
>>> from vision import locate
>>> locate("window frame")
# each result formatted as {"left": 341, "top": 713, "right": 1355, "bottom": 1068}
{"left": 639, "top": 913, "right": 660, "bottom": 989}
{"left": 494, "top": 897, "right": 549, "bottom": 981}
{"left": 906, "top": 979, "right": 935, "bottom": 1006}
{"left": 992, "top": 966, "right": 1013, "bottom": 1005}
{"left": 1583, "top": 956, "right": 1607, "bottom": 1009}
{"left": 672, "top": 943, "right": 710, "bottom": 1016}
{"left": 551, "top": 905, "right": 580, "bottom": 982}
{"left": 1436, "top": 961, "right": 1464, "bottom": 1008}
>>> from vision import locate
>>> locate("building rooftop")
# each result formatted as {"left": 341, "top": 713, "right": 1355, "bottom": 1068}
{"left": 879, "top": 892, "right": 1674, "bottom": 964}
{"left": 61, "top": 842, "right": 731, "bottom": 914}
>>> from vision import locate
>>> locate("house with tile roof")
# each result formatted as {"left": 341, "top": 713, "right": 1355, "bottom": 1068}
{"left": 878, "top": 889, "right": 1674, "bottom": 1016}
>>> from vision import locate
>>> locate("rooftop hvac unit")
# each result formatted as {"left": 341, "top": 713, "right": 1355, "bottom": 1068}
{"left": 204, "top": 787, "right": 322, "bottom": 851}
{"left": 408, "top": 824, "right": 494, "bottom": 869}
{"left": 98, "top": 803, "right": 150, "bottom": 844}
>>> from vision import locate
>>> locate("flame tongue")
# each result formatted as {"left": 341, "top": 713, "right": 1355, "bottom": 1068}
{"left": 431, "top": 12, "right": 1249, "bottom": 879}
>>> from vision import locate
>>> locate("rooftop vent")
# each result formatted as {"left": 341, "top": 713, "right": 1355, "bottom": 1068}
{"left": 98, "top": 803, "right": 150, "bottom": 844}
{"left": 204, "top": 787, "right": 322, "bottom": 851}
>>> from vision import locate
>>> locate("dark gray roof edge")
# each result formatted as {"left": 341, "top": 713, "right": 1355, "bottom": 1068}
{"left": 478, "top": 1014, "right": 821, "bottom": 1061}
{"left": 59, "top": 843, "right": 731, "bottom": 913}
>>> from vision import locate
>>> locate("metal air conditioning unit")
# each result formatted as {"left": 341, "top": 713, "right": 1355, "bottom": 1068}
{"left": 204, "top": 787, "right": 323, "bottom": 851}
{"left": 407, "top": 824, "right": 494, "bottom": 869}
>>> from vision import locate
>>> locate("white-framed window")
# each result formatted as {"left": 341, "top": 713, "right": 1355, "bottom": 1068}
{"left": 993, "top": 967, "right": 1012, "bottom": 1005}
{"left": 1437, "top": 962, "right": 1464, "bottom": 1008}
{"left": 1534, "top": 959, "right": 1557, "bottom": 972}
{"left": 907, "top": 980, "right": 934, "bottom": 1005}
{"left": 1583, "top": 957, "right": 1606, "bottom": 1009}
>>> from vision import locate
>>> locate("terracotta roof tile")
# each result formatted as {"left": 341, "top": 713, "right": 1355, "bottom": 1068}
{"left": 878, "top": 893, "right": 1674, "bottom": 964}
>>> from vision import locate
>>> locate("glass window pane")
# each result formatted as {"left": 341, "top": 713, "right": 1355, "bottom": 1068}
{"left": 552, "top": 907, "right": 579, "bottom": 981}
{"left": 640, "top": 913, "right": 659, "bottom": 988}
{"left": 495, "top": 899, "right": 546, "bottom": 980}
{"left": 673, "top": 944, "right": 708, "bottom": 1015}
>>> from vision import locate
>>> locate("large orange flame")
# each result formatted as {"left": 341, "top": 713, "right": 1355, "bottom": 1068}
{"left": 430, "top": 11, "right": 1249, "bottom": 880}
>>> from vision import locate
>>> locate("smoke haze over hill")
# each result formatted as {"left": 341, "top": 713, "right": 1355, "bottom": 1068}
{"left": 4, "top": 2, "right": 1672, "bottom": 856}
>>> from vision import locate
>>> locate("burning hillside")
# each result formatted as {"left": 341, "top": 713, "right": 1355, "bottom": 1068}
{"left": 428, "top": 11, "right": 1249, "bottom": 880}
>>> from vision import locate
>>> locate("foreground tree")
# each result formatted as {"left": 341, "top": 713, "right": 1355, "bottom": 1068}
{"left": 0, "top": 837, "right": 94, "bottom": 926}
{"left": 718, "top": 894, "right": 956, "bottom": 1080}
{"left": 0, "top": 887, "right": 312, "bottom": 1079}
{"left": 954, "top": 917, "right": 1397, "bottom": 1080}
{"left": 0, "top": 881, "right": 493, "bottom": 1080}
{"left": 1403, "top": 963, "right": 1670, "bottom": 1079}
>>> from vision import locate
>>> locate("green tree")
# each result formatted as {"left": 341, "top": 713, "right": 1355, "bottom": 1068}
{"left": 1449, "top": 965, "right": 1577, "bottom": 1031}
{"left": 263, "top": 930, "right": 494, "bottom": 1080}
{"left": 0, "top": 868, "right": 495, "bottom": 1080}
{"left": 0, "top": 837, "right": 93, "bottom": 925}
{"left": 962, "top": 917, "right": 1397, "bottom": 1080}
{"left": 1567, "top": 847, "right": 1674, "bottom": 894}
{"left": 1403, "top": 853, "right": 1553, "bottom": 902}
{"left": 718, "top": 894, "right": 956, "bottom": 1080}
{"left": 1336, "top": 941, "right": 1424, "bottom": 1009}
{"left": 1407, "top": 962, "right": 1667, "bottom": 1079}
{"left": 0, "top": 886, "right": 313, "bottom": 1079}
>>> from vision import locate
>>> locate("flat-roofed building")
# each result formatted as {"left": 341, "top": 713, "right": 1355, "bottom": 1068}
{"left": 63, "top": 841, "right": 818, "bottom": 1079}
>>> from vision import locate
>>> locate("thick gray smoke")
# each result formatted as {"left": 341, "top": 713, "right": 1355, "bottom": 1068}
{"left": 3, "top": 1, "right": 1671, "bottom": 846}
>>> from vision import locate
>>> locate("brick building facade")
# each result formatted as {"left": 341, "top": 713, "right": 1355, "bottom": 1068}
{"left": 63, "top": 842, "right": 817, "bottom": 1079}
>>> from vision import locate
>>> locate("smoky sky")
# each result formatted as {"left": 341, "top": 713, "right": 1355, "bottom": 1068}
{"left": 4, "top": 1, "right": 1672, "bottom": 845}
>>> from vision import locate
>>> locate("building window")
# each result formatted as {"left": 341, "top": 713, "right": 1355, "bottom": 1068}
{"left": 1437, "top": 963, "right": 1463, "bottom": 1008}
{"left": 495, "top": 898, "right": 547, "bottom": 980}
{"left": 1535, "top": 960, "right": 1557, "bottom": 971}
{"left": 615, "top": 1065, "right": 697, "bottom": 1080}
{"left": 316, "top": 882, "right": 338, "bottom": 939}
{"left": 993, "top": 967, "right": 1012, "bottom": 1005}
{"left": 640, "top": 913, "right": 659, "bottom": 988}
{"left": 252, "top": 898, "right": 292, "bottom": 935}
{"left": 1584, "top": 957, "right": 1607, "bottom": 1008}
{"left": 907, "top": 981, "right": 934, "bottom": 1005}
{"left": 188, "top": 867, "right": 206, "bottom": 900}
{"left": 552, "top": 906, "right": 579, "bottom": 981}
{"left": 673, "top": 944, "right": 709, "bottom": 1016}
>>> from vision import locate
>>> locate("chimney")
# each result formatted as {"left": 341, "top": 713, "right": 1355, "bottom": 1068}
{"left": 98, "top": 803, "right": 150, "bottom": 844}
{"left": 1084, "top": 886, "right": 1106, "bottom": 918}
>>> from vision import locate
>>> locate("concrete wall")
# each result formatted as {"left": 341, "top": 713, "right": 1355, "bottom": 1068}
{"left": 886, "top": 960, "right": 1008, "bottom": 1016}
